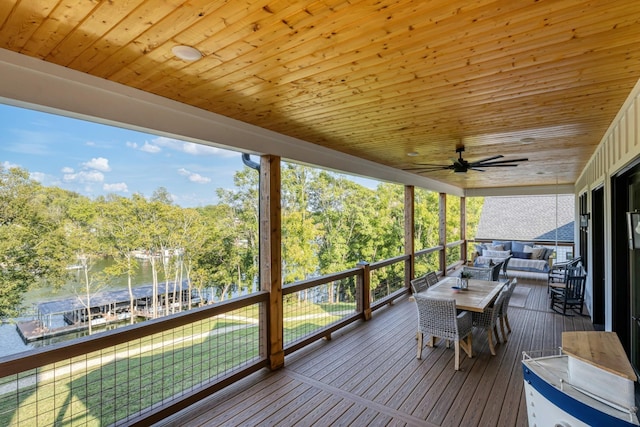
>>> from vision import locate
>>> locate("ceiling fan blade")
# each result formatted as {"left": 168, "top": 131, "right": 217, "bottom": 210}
{"left": 404, "top": 166, "right": 449, "bottom": 172}
{"left": 469, "top": 167, "right": 486, "bottom": 172}
{"left": 472, "top": 155, "right": 503, "bottom": 163}
{"left": 471, "top": 158, "right": 528, "bottom": 166}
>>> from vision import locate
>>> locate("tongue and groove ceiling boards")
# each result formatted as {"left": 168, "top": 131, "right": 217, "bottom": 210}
{"left": 1, "top": 0, "right": 640, "bottom": 190}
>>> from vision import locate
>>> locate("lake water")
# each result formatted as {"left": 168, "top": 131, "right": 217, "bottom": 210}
{"left": 2, "top": 258, "right": 172, "bottom": 358}
{"left": 1, "top": 258, "right": 257, "bottom": 358}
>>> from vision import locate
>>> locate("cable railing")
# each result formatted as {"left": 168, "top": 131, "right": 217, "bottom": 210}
{"left": 282, "top": 268, "right": 362, "bottom": 355}
{"left": 0, "top": 293, "right": 269, "bottom": 426}
{"left": 370, "top": 254, "right": 410, "bottom": 309}
{"left": 0, "top": 244, "right": 457, "bottom": 426}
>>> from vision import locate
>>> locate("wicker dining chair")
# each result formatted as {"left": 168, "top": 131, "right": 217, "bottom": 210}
{"left": 426, "top": 271, "right": 439, "bottom": 287}
{"left": 472, "top": 283, "right": 510, "bottom": 355}
{"left": 461, "top": 266, "right": 492, "bottom": 281}
{"left": 410, "top": 275, "right": 429, "bottom": 294}
{"left": 498, "top": 279, "right": 518, "bottom": 340}
{"left": 414, "top": 294, "right": 473, "bottom": 370}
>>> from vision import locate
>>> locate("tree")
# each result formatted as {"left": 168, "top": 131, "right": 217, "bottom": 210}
{"left": 0, "top": 166, "right": 74, "bottom": 318}
{"left": 97, "top": 194, "right": 142, "bottom": 324}
{"left": 215, "top": 166, "right": 260, "bottom": 296}
{"left": 281, "top": 163, "right": 320, "bottom": 284}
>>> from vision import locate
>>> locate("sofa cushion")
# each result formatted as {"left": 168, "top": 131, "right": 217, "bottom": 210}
{"left": 482, "top": 249, "right": 511, "bottom": 258}
{"left": 474, "top": 243, "right": 487, "bottom": 255}
{"left": 512, "top": 251, "right": 532, "bottom": 259}
{"left": 524, "top": 245, "right": 545, "bottom": 260}
{"left": 492, "top": 240, "right": 512, "bottom": 252}
{"left": 512, "top": 241, "right": 533, "bottom": 253}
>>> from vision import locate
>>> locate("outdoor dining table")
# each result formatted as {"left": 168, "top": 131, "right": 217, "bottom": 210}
{"left": 418, "top": 276, "right": 506, "bottom": 313}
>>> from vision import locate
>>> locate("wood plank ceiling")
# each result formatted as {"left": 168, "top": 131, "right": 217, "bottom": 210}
{"left": 1, "top": 0, "right": 640, "bottom": 190}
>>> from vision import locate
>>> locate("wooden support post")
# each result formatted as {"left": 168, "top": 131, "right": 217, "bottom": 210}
{"left": 461, "top": 196, "right": 467, "bottom": 264}
{"left": 357, "top": 261, "right": 372, "bottom": 320}
{"left": 439, "top": 193, "right": 447, "bottom": 274}
{"left": 405, "top": 185, "right": 415, "bottom": 286}
{"left": 260, "top": 155, "right": 284, "bottom": 370}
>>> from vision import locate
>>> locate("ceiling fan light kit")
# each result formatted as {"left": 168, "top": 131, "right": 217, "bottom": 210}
{"left": 405, "top": 146, "right": 528, "bottom": 174}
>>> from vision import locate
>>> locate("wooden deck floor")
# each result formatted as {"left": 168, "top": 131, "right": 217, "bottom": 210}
{"left": 158, "top": 279, "right": 593, "bottom": 427}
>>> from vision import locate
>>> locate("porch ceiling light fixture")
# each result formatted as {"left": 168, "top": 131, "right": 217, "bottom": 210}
{"left": 172, "top": 45, "right": 202, "bottom": 61}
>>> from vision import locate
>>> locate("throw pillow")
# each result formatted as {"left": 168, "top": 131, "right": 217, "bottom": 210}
{"left": 524, "top": 245, "right": 545, "bottom": 260}
{"left": 488, "top": 244, "right": 504, "bottom": 251}
{"left": 534, "top": 246, "right": 552, "bottom": 260}
{"left": 474, "top": 243, "right": 487, "bottom": 256}
{"left": 492, "top": 240, "right": 513, "bottom": 252}
{"left": 482, "top": 249, "right": 511, "bottom": 258}
{"left": 512, "top": 251, "right": 532, "bottom": 259}
{"left": 512, "top": 241, "right": 533, "bottom": 253}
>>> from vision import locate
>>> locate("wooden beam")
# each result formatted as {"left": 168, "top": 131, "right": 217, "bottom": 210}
{"left": 260, "top": 155, "right": 283, "bottom": 370}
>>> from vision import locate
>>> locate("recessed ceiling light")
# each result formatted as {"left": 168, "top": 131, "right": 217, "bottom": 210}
{"left": 520, "top": 137, "right": 535, "bottom": 143}
{"left": 407, "top": 152, "right": 419, "bottom": 157}
{"left": 172, "top": 45, "right": 202, "bottom": 61}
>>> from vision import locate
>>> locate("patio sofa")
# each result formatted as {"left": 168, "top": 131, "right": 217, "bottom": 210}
{"left": 473, "top": 240, "right": 552, "bottom": 279}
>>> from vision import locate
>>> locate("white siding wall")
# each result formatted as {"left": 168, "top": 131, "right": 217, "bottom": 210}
{"left": 576, "top": 78, "right": 640, "bottom": 330}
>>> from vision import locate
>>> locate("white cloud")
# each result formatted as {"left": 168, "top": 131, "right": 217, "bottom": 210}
{"left": 140, "top": 141, "right": 161, "bottom": 153}
{"left": 178, "top": 167, "right": 211, "bottom": 184}
{"left": 64, "top": 170, "right": 105, "bottom": 183}
{"left": 103, "top": 182, "right": 129, "bottom": 193}
{"left": 153, "top": 136, "right": 236, "bottom": 157}
{"left": 61, "top": 166, "right": 74, "bottom": 173}
{"left": 83, "top": 157, "right": 111, "bottom": 172}
{"left": 2, "top": 160, "right": 20, "bottom": 169}
{"left": 127, "top": 140, "right": 161, "bottom": 153}
{"left": 30, "top": 172, "right": 46, "bottom": 182}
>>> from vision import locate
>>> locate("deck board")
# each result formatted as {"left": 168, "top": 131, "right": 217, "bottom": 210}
{"left": 159, "top": 279, "right": 594, "bottom": 426}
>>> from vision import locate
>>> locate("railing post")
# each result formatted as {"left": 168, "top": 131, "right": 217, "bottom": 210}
{"left": 405, "top": 185, "right": 415, "bottom": 287}
{"left": 461, "top": 196, "right": 467, "bottom": 264}
{"left": 357, "top": 261, "right": 372, "bottom": 320}
{"left": 439, "top": 193, "right": 447, "bottom": 274}
{"left": 260, "top": 155, "right": 284, "bottom": 370}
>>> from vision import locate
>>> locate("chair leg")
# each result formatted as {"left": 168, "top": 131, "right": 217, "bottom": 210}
{"left": 504, "top": 314, "right": 512, "bottom": 333}
{"left": 499, "top": 317, "right": 507, "bottom": 343}
{"left": 488, "top": 330, "right": 496, "bottom": 356}
{"left": 493, "top": 325, "right": 501, "bottom": 344}
{"left": 417, "top": 332, "right": 423, "bottom": 359}
{"left": 454, "top": 341, "right": 460, "bottom": 370}
{"left": 459, "top": 335, "right": 473, "bottom": 359}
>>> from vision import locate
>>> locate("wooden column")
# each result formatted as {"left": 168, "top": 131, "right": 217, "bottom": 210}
{"left": 461, "top": 196, "right": 467, "bottom": 264}
{"left": 439, "top": 193, "right": 447, "bottom": 274}
{"left": 260, "top": 155, "right": 284, "bottom": 370}
{"left": 404, "top": 185, "right": 415, "bottom": 285}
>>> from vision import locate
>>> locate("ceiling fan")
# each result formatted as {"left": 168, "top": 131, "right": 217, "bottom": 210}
{"left": 405, "top": 146, "right": 528, "bottom": 174}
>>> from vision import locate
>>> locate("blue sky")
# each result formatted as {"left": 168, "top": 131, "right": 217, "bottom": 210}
{"left": 0, "top": 103, "right": 379, "bottom": 207}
